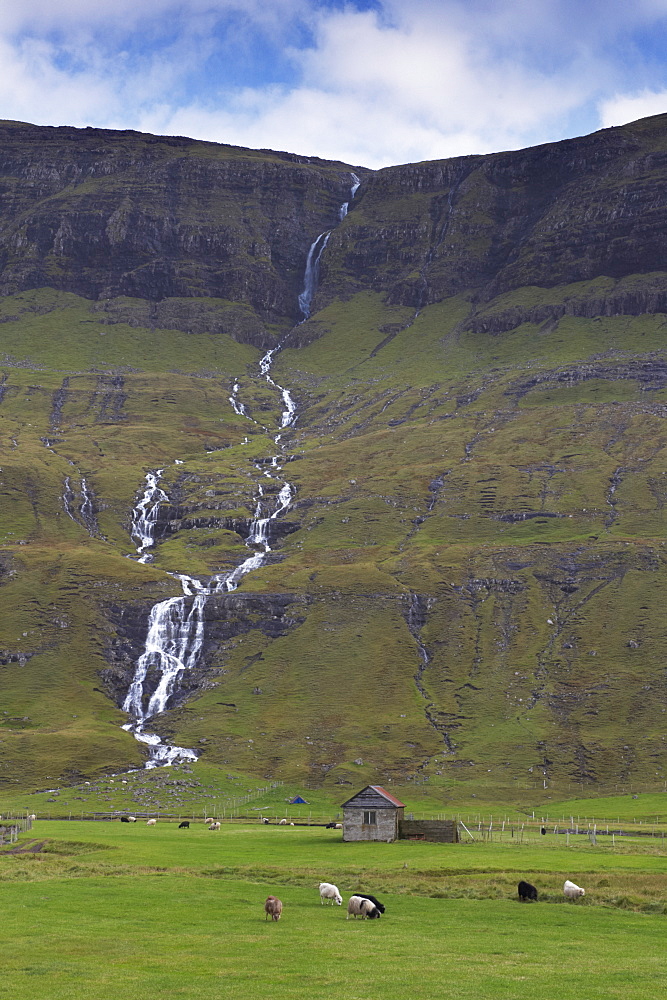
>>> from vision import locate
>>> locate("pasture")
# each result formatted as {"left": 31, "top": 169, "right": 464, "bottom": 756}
{"left": 2, "top": 820, "right": 667, "bottom": 999}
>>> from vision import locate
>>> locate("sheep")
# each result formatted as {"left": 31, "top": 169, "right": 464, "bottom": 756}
{"left": 127, "top": 816, "right": 137, "bottom": 822}
{"left": 120, "top": 816, "right": 130, "bottom": 823}
{"left": 146, "top": 818, "right": 157, "bottom": 826}
{"left": 325, "top": 822, "right": 337, "bottom": 829}
{"left": 28, "top": 814, "right": 36, "bottom": 821}
{"left": 264, "top": 896, "right": 283, "bottom": 921}
{"left": 319, "top": 882, "right": 343, "bottom": 906}
{"left": 279, "top": 818, "right": 287, "bottom": 825}
{"left": 204, "top": 818, "right": 215, "bottom": 825}
{"left": 563, "top": 879, "right": 585, "bottom": 900}
{"left": 518, "top": 880, "right": 538, "bottom": 902}
{"left": 178, "top": 821, "right": 190, "bottom": 829}
{"left": 347, "top": 895, "right": 380, "bottom": 920}
{"left": 334, "top": 823, "right": 343, "bottom": 829}
{"left": 262, "top": 818, "right": 270, "bottom": 824}
{"left": 353, "top": 892, "right": 385, "bottom": 914}
{"left": 209, "top": 821, "right": 221, "bottom": 831}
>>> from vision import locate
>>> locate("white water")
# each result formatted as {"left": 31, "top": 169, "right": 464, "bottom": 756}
{"left": 123, "top": 366, "right": 298, "bottom": 767}
{"left": 62, "top": 476, "right": 77, "bottom": 522}
{"left": 130, "top": 471, "right": 170, "bottom": 563}
{"left": 228, "top": 380, "right": 248, "bottom": 417}
{"left": 121, "top": 173, "right": 358, "bottom": 768}
{"left": 338, "top": 172, "right": 360, "bottom": 220}
{"left": 298, "top": 172, "right": 360, "bottom": 320}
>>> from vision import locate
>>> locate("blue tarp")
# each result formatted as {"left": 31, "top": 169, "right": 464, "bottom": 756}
{"left": 289, "top": 795, "right": 308, "bottom": 804}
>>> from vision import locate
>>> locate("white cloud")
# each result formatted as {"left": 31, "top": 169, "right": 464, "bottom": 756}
{"left": 1, "top": 1, "right": 667, "bottom": 166}
{"left": 599, "top": 90, "right": 667, "bottom": 130}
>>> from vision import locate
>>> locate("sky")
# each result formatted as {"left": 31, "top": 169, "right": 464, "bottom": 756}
{"left": 2, "top": 0, "right": 667, "bottom": 168}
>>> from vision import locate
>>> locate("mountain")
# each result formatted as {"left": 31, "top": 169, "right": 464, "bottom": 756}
{"left": 1, "top": 114, "right": 667, "bottom": 800}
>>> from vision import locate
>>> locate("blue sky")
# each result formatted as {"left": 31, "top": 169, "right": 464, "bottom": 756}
{"left": 3, "top": 0, "right": 667, "bottom": 167}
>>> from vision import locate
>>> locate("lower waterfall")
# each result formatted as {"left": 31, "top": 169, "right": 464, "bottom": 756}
{"left": 122, "top": 364, "right": 297, "bottom": 768}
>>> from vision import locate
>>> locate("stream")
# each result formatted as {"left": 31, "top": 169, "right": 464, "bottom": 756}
{"left": 121, "top": 172, "right": 360, "bottom": 767}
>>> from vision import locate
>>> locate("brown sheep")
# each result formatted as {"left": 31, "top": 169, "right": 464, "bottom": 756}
{"left": 264, "top": 896, "right": 283, "bottom": 921}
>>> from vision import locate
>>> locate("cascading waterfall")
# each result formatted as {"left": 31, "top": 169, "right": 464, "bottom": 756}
{"left": 339, "top": 172, "right": 360, "bottom": 220}
{"left": 62, "top": 476, "right": 77, "bottom": 522}
{"left": 123, "top": 368, "right": 298, "bottom": 767}
{"left": 130, "top": 471, "right": 170, "bottom": 564}
{"left": 121, "top": 174, "right": 357, "bottom": 768}
{"left": 298, "top": 172, "right": 360, "bottom": 320}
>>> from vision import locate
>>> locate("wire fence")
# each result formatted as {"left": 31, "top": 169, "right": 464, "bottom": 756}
{"left": 0, "top": 812, "right": 33, "bottom": 845}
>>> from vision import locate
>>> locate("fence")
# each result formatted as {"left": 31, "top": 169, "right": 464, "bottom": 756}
{"left": 0, "top": 812, "right": 33, "bottom": 845}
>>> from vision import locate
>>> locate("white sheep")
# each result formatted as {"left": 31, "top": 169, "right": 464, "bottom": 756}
{"left": 279, "top": 818, "right": 288, "bottom": 825}
{"left": 128, "top": 816, "right": 137, "bottom": 822}
{"left": 28, "top": 814, "right": 36, "bottom": 821}
{"left": 204, "top": 818, "right": 215, "bottom": 824}
{"left": 146, "top": 818, "right": 157, "bottom": 826}
{"left": 334, "top": 823, "right": 343, "bottom": 829}
{"left": 209, "top": 821, "right": 221, "bottom": 831}
{"left": 319, "top": 882, "right": 343, "bottom": 906}
{"left": 563, "top": 879, "right": 585, "bottom": 900}
{"left": 347, "top": 895, "right": 380, "bottom": 920}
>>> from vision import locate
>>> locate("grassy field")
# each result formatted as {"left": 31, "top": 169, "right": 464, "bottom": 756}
{"left": 1, "top": 821, "right": 667, "bottom": 999}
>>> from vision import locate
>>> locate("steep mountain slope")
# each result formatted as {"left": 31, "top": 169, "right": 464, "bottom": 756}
{"left": 1, "top": 116, "right": 666, "bottom": 799}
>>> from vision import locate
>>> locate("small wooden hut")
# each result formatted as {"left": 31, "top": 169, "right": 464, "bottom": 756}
{"left": 341, "top": 785, "right": 405, "bottom": 842}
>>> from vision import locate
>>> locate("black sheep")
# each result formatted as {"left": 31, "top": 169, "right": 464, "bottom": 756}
{"left": 354, "top": 892, "right": 386, "bottom": 914}
{"left": 178, "top": 821, "right": 190, "bottom": 829}
{"left": 518, "top": 880, "right": 538, "bottom": 902}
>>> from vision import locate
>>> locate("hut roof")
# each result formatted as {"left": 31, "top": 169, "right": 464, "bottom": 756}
{"left": 341, "top": 785, "right": 405, "bottom": 809}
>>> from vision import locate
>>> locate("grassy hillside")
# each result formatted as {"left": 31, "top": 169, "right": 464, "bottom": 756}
{"left": 1, "top": 118, "right": 667, "bottom": 802}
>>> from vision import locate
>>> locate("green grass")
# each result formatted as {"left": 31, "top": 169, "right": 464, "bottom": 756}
{"left": 3, "top": 275, "right": 667, "bottom": 796}
{"left": 2, "top": 823, "right": 667, "bottom": 998}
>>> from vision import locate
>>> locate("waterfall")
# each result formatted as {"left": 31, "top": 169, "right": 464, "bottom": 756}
{"left": 298, "top": 172, "right": 361, "bottom": 320}
{"left": 130, "top": 471, "right": 169, "bottom": 564}
{"left": 62, "top": 476, "right": 77, "bottom": 522}
{"left": 228, "top": 380, "right": 248, "bottom": 418}
{"left": 62, "top": 474, "right": 99, "bottom": 537}
{"left": 120, "top": 175, "right": 358, "bottom": 769}
{"left": 298, "top": 232, "right": 330, "bottom": 319}
{"left": 79, "top": 478, "right": 97, "bottom": 536}
{"left": 338, "top": 172, "right": 361, "bottom": 220}
{"left": 122, "top": 358, "right": 297, "bottom": 768}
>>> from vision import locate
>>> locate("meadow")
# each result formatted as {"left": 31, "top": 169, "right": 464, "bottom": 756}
{"left": 2, "top": 819, "right": 667, "bottom": 999}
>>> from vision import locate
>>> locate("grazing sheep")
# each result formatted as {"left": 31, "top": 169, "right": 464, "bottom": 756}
{"left": 325, "top": 822, "right": 337, "bottom": 829}
{"left": 264, "top": 896, "right": 283, "bottom": 921}
{"left": 334, "top": 823, "right": 343, "bottom": 829}
{"left": 319, "top": 882, "right": 343, "bottom": 906}
{"left": 209, "top": 821, "right": 221, "bottom": 831}
{"left": 347, "top": 895, "right": 381, "bottom": 920}
{"left": 518, "top": 880, "right": 538, "bottom": 902}
{"left": 28, "top": 814, "right": 36, "bottom": 821}
{"left": 204, "top": 818, "right": 215, "bottom": 825}
{"left": 178, "top": 821, "right": 190, "bottom": 829}
{"left": 127, "top": 816, "right": 137, "bottom": 823}
{"left": 146, "top": 818, "right": 157, "bottom": 826}
{"left": 262, "top": 818, "right": 270, "bottom": 824}
{"left": 353, "top": 892, "right": 385, "bottom": 914}
{"left": 279, "top": 818, "right": 287, "bottom": 825}
{"left": 563, "top": 879, "right": 585, "bottom": 900}
{"left": 120, "top": 816, "right": 130, "bottom": 823}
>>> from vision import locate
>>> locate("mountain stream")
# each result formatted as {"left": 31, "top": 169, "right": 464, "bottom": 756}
{"left": 121, "top": 173, "right": 360, "bottom": 767}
